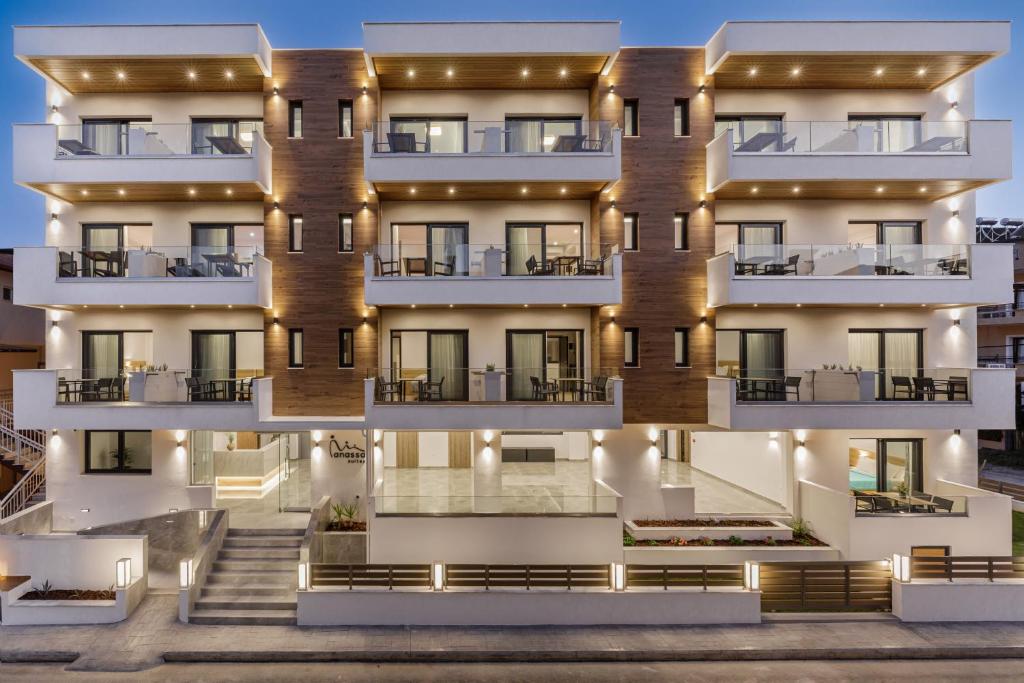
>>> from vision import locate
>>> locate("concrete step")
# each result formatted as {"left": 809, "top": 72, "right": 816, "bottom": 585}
{"left": 188, "top": 609, "right": 297, "bottom": 626}
{"left": 218, "top": 548, "right": 300, "bottom": 560}
{"left": 205, "top": 572, "right": 297, "bottom": 587}
{"left": 227, "top": 528, "right": 305, "bottom": 537}
{"left": 194, "top": 596, "right": 297, "bottom": 611}
{"left": 202, "top": 585, "right": 295, "bottom": 597}
{"left": 222, "top": 536, "right": 302, "bottom": 549}
{"left": 212, "top": 560, "right": 296, "bottom": 573}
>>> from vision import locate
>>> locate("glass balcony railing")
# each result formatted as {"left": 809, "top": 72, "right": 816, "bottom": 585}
{"left": 729, "top": 244, "right": 970, "bottom": 277}
{"left": 720, "top": 120, "right": 967, "bottom": 154}
{"left": 726, "top": 368, "right": 972, "bottom": 403}
{"left": 369, "top": 120, "right": 614, "bottom": 155}
{"left": 52, "top": 245, "right": 262, "bottom": 278}
{"left": 370, "top": 243, "right": 615, "bottom": 277}
{"left": 853, "top": 491, "right": 968, "bottom": 516}
{"left": 372, "top": 493, "right": 619, "bottom": 515}
{"left": 370, "top": 367, "right": 617, "bottom": 404}
{"left": 54, "top": 123, "right": 265, "bottom": 157}
{"left": 56, "top": 369, "right": 263, "bottom": 404}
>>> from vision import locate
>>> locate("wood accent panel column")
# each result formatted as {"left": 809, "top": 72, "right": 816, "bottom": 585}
{"left": 593, "top": 48, "right": 715, "bottom": 424}
{"left": 263, "top": 50, "right": 378, "bottom": 416}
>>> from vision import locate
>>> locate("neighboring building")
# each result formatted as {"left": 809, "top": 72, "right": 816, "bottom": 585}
{"left": 6, "top": 20, "right": 1017, "bottom": 598}
{"left": 0, "top": 249, "right": 45, "bottom": 392}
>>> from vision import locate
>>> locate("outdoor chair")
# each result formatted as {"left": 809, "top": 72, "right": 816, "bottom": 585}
{"left": 419, "top": 377, "right": 445, "bottom": 401}
{"left": 206, "top": 136, "right": 248, "bottom": 155}
{"left": 433, "top": 256, "right": 456, "bottom": 276}
{"left": 526, "top": 255, "right": 555, "bottom": 276}
{"left": 237, "top": 377, "right": 253, "bottom": 402}
{"left": 891, "top": 375, "right": 914, "bottom": 400}
{"left": 186, "top": 376, "right": 222, "bottom": 402}
{"left": 530, "top": 376, "right": 559, "bottom": 401}
{"left": 946, "top": 375, "right": 969, "bottom": 401}
{"left": 582, "top": 375, "right": 609, "bottom": 401}
{"left": 930, "top": 496, "right": 955, "bottom": 513}
{"left": 57, "top": 139, "right": 99, "bottom": 156}
{"left": 375, "top": 255, "right": 401, "bottom": 277}
{"left": 58, "top": 251, "right": 79, "bottom": 278}
{"left": 374, "top": 375, "right": 401, "bottom": 402}
{"left": 386, "top": 132, "right": 426, "bottom": 153}
{"left": 912, "top": 376, "right": 938, "bottom": 401}
{"left": 870, "top": 495, "right": 899, "bottom": 512}
{"left": 780, "top": 375, "right": 802, "bottom": 401}
{"left": 853, "top": 490, "right": 876, "bottom": 512}
{"left": 93, "top": 250, "right": 125, "bottom": 277}
{"left": 81, "top": 377, "right": 120, "bottom": 402}
{"left": 761, "top": 253, "right": 799, "bottom": 276}
{"left": 577, "top": 258, "right": 604, "bottom": 276}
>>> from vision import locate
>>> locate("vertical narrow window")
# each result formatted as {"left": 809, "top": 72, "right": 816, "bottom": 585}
{"left": 624, "top": 327, "right": 640, "bottom": 368}
{"left": 675, "top": 328, "right": 690, "bottom": 367}
{"left": 288, "top": 329, "right": 304, "bottom": 368}
{"left": 623, "top": 99, "right": 639, "bottom": 136}
{"left": 2, "top": 286, "right": 11, "bottom": 301}
{"left": 674, "top": 212, "right": 689, "bottom": 251}
{"left": 338, "top": 99, "right": 353, "bottom": 138}
{"left": 288, "top": 100, "right": 303, "bottom": 138}
{"left": 674, "top": 98, "right": 690, "bottom": 136}
{"left": 623, "top": 213, "right": 639, "bottom": 251}
{"left": 338, "top": 328, "right": 354, "bottom": 368}
{"left": 338, "top": 213, "right": 353, "bottom": 253}
{"left": 288, "top": 215, "right": 303, "bottom": 252}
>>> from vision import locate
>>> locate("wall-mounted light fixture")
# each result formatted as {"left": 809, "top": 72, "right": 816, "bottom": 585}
{"left": 700, "top": 316, "right": 708, "bottom": 324}
{"left": 950, "top": 101, "right": 959, "bottom": 110}
{"left": 797, "top": 439, "right": 806, "bottom": 447}
{"left": 482, "top": 430, "right": 494, "bottom": 447}
{"left": 312, "top": 430, "right": 322, "bottom": 446}
{"left": 954, "top": 428, "right": 961, "bottom": 436}
{"left": 610, "top": 315, "right": 616, "bottom": 324}
{"left": 51, "top": 319, "right": 59, "bottom": 328}
{"left": 273, "top": 201, "right": 280, "bottom": 210}
{"left": 699, "top": 199, "right": 707, "bottom": 209}
{"left": 273, "top": 316, "right": 280, "bottom": 325}
{"left": 272, "top": 86, "right": 279, "bottom": 96}
{"left": 952, "top": 209, "right": 960, "bottom": 218}
{"left": 953, "top": 318, "right": 961, "bottom": 326}
{"left": 609, "top": 84, "right": 615, "bottom": 93}
{"left": 50, "top": 104, "right": 58, "bottom": 114}
{"left": 50, "top": 213, "right": 59, "bottom": 222}
{"left": 698, "top": 84, "right": 706, "bottom": 94}
{"left": 609, "top": 200, "right": 616, "bottom": 209}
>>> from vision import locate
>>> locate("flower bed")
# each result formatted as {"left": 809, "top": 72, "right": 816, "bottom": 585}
{"left": 20, "top": 588, "right": 115, "bottom": 601}
{"left": 625, "top": 519, "right": 794, "bottom": 542}
{"left": 326, "top": 521, "right": 367, "bottom": 532}
{"left": 626, "top": 534, "right": 825, "bottom": 548}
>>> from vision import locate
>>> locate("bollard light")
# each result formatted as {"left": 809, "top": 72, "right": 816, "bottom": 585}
{"left": 298, "top": 562, "right": 309, "bottom": 591}
{"left": 892, "top": 553, "right": 910, "bottom": 583}
{"left": 744, "top": 561, "right": 760, "bottom": 591}
{"left": 432, "top": 562, "right": 444, "bottom": 591}
{"left": 179, "top": 559, "right": 193, "bottom": 589}
{"left": 613, "top": 563, "right": 625, "bottom": 591}
{"left": 115, "top": 557, "right": 131, "bottom": 588}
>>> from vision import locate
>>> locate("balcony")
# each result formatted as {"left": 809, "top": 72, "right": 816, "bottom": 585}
{"left": 979, "top": 304, "right": 1024, "bottom": 327}
{"left": 14, "top": 246, "right": 271, "bottom": 309}
{"left": 363, "top": 121, "right": 620, "bottom": 200}
{"left": 364, "top": 246, "right": 621, "bottom": 307}
{"left": 707, "top": 243, "right": 1011, "bottom": 308}
{"left": 707, "top": 121, "right": 1011, "bottom": 200}
{"left": 14, "top": 123, "right": 272, "bottom": 202}
{"left": 364, "top": 370, "right": 623, "bottom": 430}
{"left": 707, "top": 368, "right": 1015, "bottom": 430}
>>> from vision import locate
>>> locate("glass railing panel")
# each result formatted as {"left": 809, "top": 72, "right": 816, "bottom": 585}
{"left": 369, "top": 367, "right": 617, "bottom": 404}
{"left": 54, "top": 124, "right": 265, "bottom": 157}
{"left": 853, "top": 493, "right": 968, "bottom": 515}
{"left": 731, "top": 244, "right": 970, "bottom": 277}
{"left": 53, "top": 245, "right": 262, "bottom": 278}
{"left": 370, "top": 121, "right": 614, "bottom": 155}
{"left": 370, "top": 243, "right": 616, "bottom": 277}
{"left": 372, "top": 494, "right": 618, "bottom": 515}
{"left": 727, "top": 121, "right": 968, "bottom": 154}
{"left": 730, "top": 368, "right": 972, "bottom": 403}
{"left": 55, "top": 368, "right": 263, "bottom": 403}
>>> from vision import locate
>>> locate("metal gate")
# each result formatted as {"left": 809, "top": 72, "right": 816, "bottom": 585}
{"left": 759, "top": 560, "right": 892, "bottom": 612}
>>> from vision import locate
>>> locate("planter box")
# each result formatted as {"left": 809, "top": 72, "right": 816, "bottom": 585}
{"left": 0, "top": 576, "right": 146, "bottom": 625}
{"left": 624, "top": 545, "right": 840, "bottom": 565}
{"left": 319, "top": 531, "right": 367, "bottom": 564}
{"left": 626, "top": 519, "right": 793, "bottom": 542}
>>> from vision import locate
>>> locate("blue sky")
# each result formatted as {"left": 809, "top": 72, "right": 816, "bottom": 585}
{"left": 0, "top": 0, "right": 1020, "bottom": 246}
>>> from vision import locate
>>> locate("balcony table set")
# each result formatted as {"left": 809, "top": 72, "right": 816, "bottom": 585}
{"left": 852, "top": 490, "right": 959, "bottom": 515}
{"left": 57, "top": 248, "right": 256, "bottom": 279}
{"left": 735, "top": 373, "right": 970, "bottom": 403}
{"left": 373, "top": 252, "right": 606, "bottom": 278}
{"left": 57, "top": 374, "right": 254, "bottom": 403}
{"left": 733, "top": 250, "right": 969, "bottom": 278}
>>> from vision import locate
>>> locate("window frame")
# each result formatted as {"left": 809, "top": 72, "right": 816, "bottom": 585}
{"left": 338, "top": 213, "right": 354, "bottom": 253}
{"left": 338, "top": 99, "right": 354, "bottom": 139}
{"left": 674, "top": 328, "right": 691, "bottom": 368}
{"left": 288, "top": 100, "right": 303, "bottom": 138}
{"left": 288, "top": 214, "right": 303, "bottom": 253}
{"left": 624, "top": 327, "right": 640, "bottom": 368}
{"left": 84, "top": 430, "right": 152, "bottom": 474}
{"left": 338, "top": 328, "right": 355, "bottom": 369}
{"left": 623, "top": 99, "right": 639, "bottom": 137}
{"left": 674, "top": 212, "right": 690, "bottom": 251}
{"left": 623, "top": 213, "right": 639, "bottom": 251}
{"left": 288, "top": 328, "right": 304, "bottom": 369}
{"left": 674, "top": 98, "right": 690, "bottom": 137}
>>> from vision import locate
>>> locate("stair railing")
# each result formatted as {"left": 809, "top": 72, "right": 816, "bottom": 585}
{"left": 0, "top": 458, "right": 45, "bottom": 520}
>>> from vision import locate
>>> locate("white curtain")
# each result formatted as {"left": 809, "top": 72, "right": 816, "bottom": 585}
{"left": 508, "top": 226, "right": 542, "bottom": 275}
{"left": 507, "top": 120, "right": 543, "bottom": 153}
{"left": 83, "top": 122, "right": 121, "bottom": 155}
{"left": 742, "top": 331, "right": 783, "bottom": 378}
{"left": 509, "top": 332, "right": 544, "bottom": 400}
{"left": 429, "top": 332, "right": 466, "bottom": 400}
{"left": 848, "top": 331, "right": 881, "bottom": 397}
{"left": 195, "top": 333, "right": 232, "bottom": 382}
{"left": 84, "top": 333, "right": 120, "bottom": 379}
{"left": 739, "top": 224, "right": 781, "bottom": 263}
{"left": 884, "top": 333, "right": 920, "bottom": 399}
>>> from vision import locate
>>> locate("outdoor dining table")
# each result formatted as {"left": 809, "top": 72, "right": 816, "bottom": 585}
{"left": 79, "top": 250, "right": 122, "bottom": 276}
{"left": 57, "top": 378, "right": 89, "bottom": 402}
{"left": 739, "top": 376, "right": 784, "bottom": 401}
{"left": 398, "top": 376, "right": 427, "bottom": 401}
{"left": 734, "top": 255, "right": 776, "bottom": 275}
{"left": 869, "top": 491, "right": 939, "bottom": 513}
{"left": 551, "top": 256, "right": 580, "bottom": 276}
{"left": 202, "top": 253, "right": 251, "bottom": 277}
{"left": 402, "top": 257, "right": 428, "bottom": 276}
{"left": 554, "top": 377, "right": 586, "bottom": 401}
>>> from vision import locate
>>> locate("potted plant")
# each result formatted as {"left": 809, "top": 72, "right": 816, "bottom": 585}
{"left": 330, "top": 501, "right": 360, "bottom": 531}
{"left": 226, "top": 433, "right": 236, "bottom": 451}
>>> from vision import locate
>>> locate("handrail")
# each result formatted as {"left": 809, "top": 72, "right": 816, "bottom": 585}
{"left": 0, "top": 458, "right": 45, "bottom": 521}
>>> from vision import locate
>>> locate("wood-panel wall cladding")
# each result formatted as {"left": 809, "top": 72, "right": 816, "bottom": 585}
{"left": 263, "top": 51, "right": 377, "bottom": 416}
{"left": 593, "top": 48, "right": 714, "bottom": 425}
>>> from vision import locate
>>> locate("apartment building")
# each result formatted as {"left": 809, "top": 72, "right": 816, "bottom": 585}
{"left": 6, "top": 20, "right": 1017, "bottom": 575}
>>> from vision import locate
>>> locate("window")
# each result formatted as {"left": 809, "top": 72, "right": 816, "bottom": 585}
{"left": 288, "top": 329, "right": 304, "bottom": 368}
{"left": 85, "top": 431, "right": 152, "bottom": 473}
{"left": 623, "top": 99, "right": 639, "bottom": 136}
{"left": 674, "top": 328, "right": 690, "bottom": 367}
{"left": 190, "top": 118, "right": 263, "bottom": 154}
{"left": 288, "top": 215, "right": 303, "bottom": 252}
{"left": 624, "top": 327, "right": 639, "bottom": 367}
{"left": 623, "top": 213, "right": 639, "bottom": 251}
{"left": 389, "top": 117, "right": 466, "bottom": 153}
{"left": 674, "top": 213, "right": 689, "bottom": 251}
{"left": 714, "top": 116, "right": 783, "bottom": 150}
{"left": 338, "top": 99, "right": 353, "bottom": 138}
{"left": 674, "top": 99, "right": 690, "bottom": 136}
{"left": 288, "top": 101, "right": 303, "bottom": 138}
{"left": 2, "top": 286, "right": 11, "bottom": 301}
{"left": 338, "top": 328, "right": 355, "bottom": 368}
{"left": 338, "top": 213, "right": 353, "bottom": 253}
{"left": 505, "top": 117, "right": 582, "bottom": 152}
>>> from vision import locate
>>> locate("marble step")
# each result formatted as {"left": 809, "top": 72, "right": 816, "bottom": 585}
{"left": 227, "top": 528, "right": 305, "bottom": 537}
{"left": 202, "top": 585, "right": 295, "bottom": 597}
{"left": 219, "top": 548, "right": 300, "bottom": 560}
{"left": 213, "top": 560, "right": 296, "bottom": 572}
{"left": 205, "top": 572, "right": 297, "bottom": 587}
{"left": 189, "top": 609, "right": 297, "bottom": 626}
{"left": 195, "top": 596, "right": 297, "bottom": 611}
{"left": 222, "top": 536, "right": 302, "bottom": 548}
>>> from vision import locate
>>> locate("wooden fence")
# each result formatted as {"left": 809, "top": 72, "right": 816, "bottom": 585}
{"left": 625, "top": 564, "right": 744, "bottom": 590}
{"left": 759, "top": 561, "right": 892, "bottom": 612}
{"left": 979, "top": 477, "right": 1024, "bottom": 502}
{"left": 310, "top": 564, "right": 432, "bottom": 590}
{"left": 444, "top": 564, "right": 611, "bottom": 590}
{"left": 909, "top": 555, "right": 1024, "bottom": 581}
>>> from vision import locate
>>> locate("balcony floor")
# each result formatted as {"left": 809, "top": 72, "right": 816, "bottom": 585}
{"left": 661, "top": 460, "right": 788, "bottom": 516}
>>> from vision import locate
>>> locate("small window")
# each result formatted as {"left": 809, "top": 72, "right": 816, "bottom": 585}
{"left": 288, "top": 215, "right": 303, "bottom": 252}
{"left": 623, "top": 99, "right": 639, "bottom": 136}
{"left": 674, "top": 213, "right": 689, "bottom": 251}
{"left": 624, "top": 327, "right": 639, "bottom": 368}
{"left": 338, "top": 328, "right": 355, "bottom": 368}
{"left": 674, "top": 328, "right": 690, "bottom": 367}
{"left": 338, "top": 213, "right": 353, "bottom": 253}
{"left": 2, "top": 286, "right": 11, "bottom": 301}
{"left": 288, "top": 329, "right": 304, "bottom": 368}
{"left": 624, "top": 213, "right": 639, "bottom": 251}
{"left": 288, "top": 101, "right": 303, "bottom": 138}
{"left": 674, "top": 99, "right": 690, "bottom": 136}
{"left": 85, "top": 431, "right": 152, "bottom": 473}
{"left": 338, "top": 99, "right": 353, "bottom": 138}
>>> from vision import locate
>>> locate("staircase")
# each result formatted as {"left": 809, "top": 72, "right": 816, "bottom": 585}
{"left": 190, "top": 528, "right": 302, "bottom": 625}
{"left": 0, "top": 391, "right": 46, "bottom": 520}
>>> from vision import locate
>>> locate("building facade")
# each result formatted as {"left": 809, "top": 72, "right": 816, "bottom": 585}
{"left": 7, "top": 20, "right": 1017, "bottom": 575}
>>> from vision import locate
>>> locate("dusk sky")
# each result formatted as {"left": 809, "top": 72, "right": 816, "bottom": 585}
{"left": 0, "top": 0, "right": 1020, "bottom": 246}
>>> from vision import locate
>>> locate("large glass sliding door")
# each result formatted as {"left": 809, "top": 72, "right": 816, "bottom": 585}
{"left": 507, "top": 330, "right": 584, "bottom": 400}
{"left": 389, "top": 117, "right": 466, "bottom": 153}
{"left": 428, "top": 224, "right": 469, "bottom": 275}
{"left": 740, "top": 331, "right": 784, "bottom": 379}
{"left": 192, "top": 331, "right": 235, "bottom": 397}
{"left": 714, "top": 116, "right": 783, "bottom": 150}
{"left": 427, "top": 332, "right": 468, "bottom": 400}
{"left": 506, "top": 117, "right": 582, "bottom": 153}
{"left": 82, "top": 118, "right": 151, "bottom": 155}
{"left": 192, "top": 224, "right": 234, "bottom": 276}
{"left": 82, "top": 332, "right": 122, "bottom": 381}
{"left": 507, "top": 332, "right": 545, "bottom": 400}
{"left": 848, "top": 330, "right": 922, "bottom": 399}
{"left": 506, "top": 223, "right": 584, "bottom": 275}
{"left": 848, "top": 115, "right": 921, "bottom": 153}
{"left": 191, "top": 119, "right": 263, "bottom": 154}
{"left": 849, "top": 438, "right": 923, "bottom": 492}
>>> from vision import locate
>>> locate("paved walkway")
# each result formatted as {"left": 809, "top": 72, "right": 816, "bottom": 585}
{"left": 3, "top": 595, "right": 1024, "bottom": 672}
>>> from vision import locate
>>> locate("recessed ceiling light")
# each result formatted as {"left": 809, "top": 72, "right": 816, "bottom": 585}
{"left": 80, "top": 189, "right": 89, "bottom": 196}
{"left": 116, "top": 71, "right": 126, "bottom": 80}
{"left": 448, "top": 186, "right": 455, "bottom": 194}
{"left": 409, "top": 187, "right": 417, "bottom": 195}
{"left": 559, "top": 68, "right": 568, "bottom": 77}
{"left": 448, "top": 304, "right": 453, "bottom": 308}
{"left": 917, "top": 67, "right": 927, "bottom": 76}
{"left": 751, "top": 187, "right": 759, "bottom": 194}
{"left": 874, "top": 67, "right": 884, "bottom": 76}
{"left": 249, "top": 232, "right": 255, "bottom": 237}
{"left": 521, "top": 68, "right": 530, "bottom": 77}
{"left": 748, "top": 67, "right": 758, "bottom": 76}
{"left": 117, "top": 188, "right": 125, "bottom": 196}
{"left": 796, "top": 303, "right": 802, "bottom": 307}
{"left": 791, "top": 186, "right": 800, "bottom": 194}
{"left": 81, "top": 71, "right": 90, "bottom": 80}
{"left": 919, "top": 186, "right": 927, "bottom": 193}
{"left": 224, "top": 70, "right": 234, "bottom": 79}
{"left": 188, "top": 70, "right": 197, "bottom": 80}
{"left": 188, "top": 188, "right": 197, "bottom": 196}
{"left": 407, "top": 69, "right": 415, "bottom": 77}
{"left": 791, "top": 67, "right": 801, "bottom": 76}
{"left": 520, "top": 186, "right": 528, "bottom": 194}
{"left": 875, "top": 186, "right": 885, "bottom": 193}
{"left": 226, "top": 188, "right": 233, "bottom": 196}
{"left": 446, "top": 68, "right": 454, "bottom": 77}
{"left": 523, "top": 304, "right": 529, "bottom": 308}
{"left": 190, "top": 304, "right": 196, "bottom": 309}
{"left": 119, "top": 304, "right": 124, "bottom": 309}
{"left": 560, "top": 187, "right": 567, "bottom": 194}
{"left": 411, "top": 304, "right": 416, "bottom": 308}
